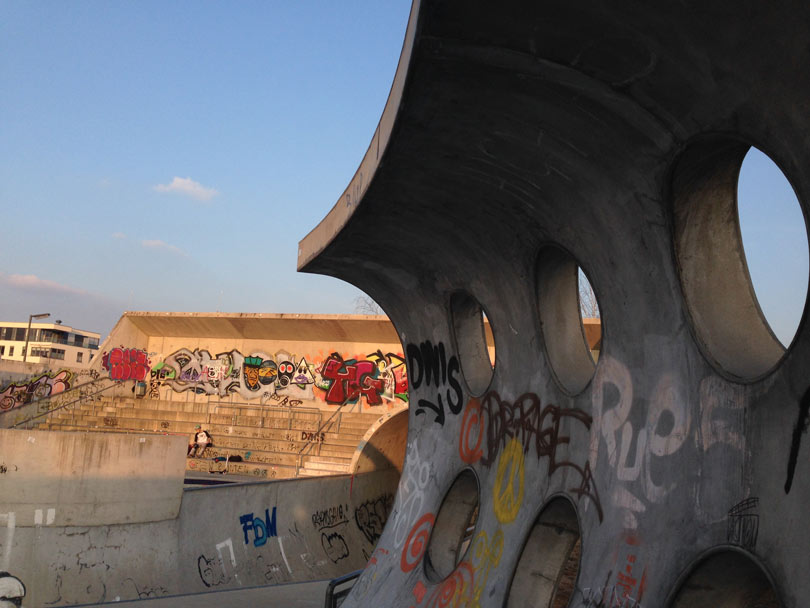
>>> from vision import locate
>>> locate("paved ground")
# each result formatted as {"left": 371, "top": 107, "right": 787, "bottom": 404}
{"left": 63, "top": 579, "right": 331, "bottom": 608}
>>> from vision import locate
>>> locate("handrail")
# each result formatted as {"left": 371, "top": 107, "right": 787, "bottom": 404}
{"left": 8, "top": 377, "right": 117, "bottom": 429}
{"left": 295, "top": 403, "right": 347, "bottom": 476}
{"left": 212, "top": 402, "right": 322, "bottom": 432}
{"left": 324, "top": 569, "right": 363, "bottom": 608}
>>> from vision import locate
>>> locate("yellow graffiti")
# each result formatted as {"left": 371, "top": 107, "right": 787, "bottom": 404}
{"left": 493, "top": 437, "right": 525, "bottom": 523}
{"left": 470, "top": 528, "right": 504, "bottom": 607}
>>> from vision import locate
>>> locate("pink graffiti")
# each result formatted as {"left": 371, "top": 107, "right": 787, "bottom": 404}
{"left": 103, "top": 348, "right": 150, "bottom": 381}
{"left": 0, "top": 370, "right": 73, "bottom": 412}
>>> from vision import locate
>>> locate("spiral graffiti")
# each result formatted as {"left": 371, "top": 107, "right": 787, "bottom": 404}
{"left": 426, "top": 561, "right": 475, "bottom": 608}
{"left": 459, "top": 397, "right": 484, "bottom": 464}
{"left": 400, "top": 512, "right": 435, "bottom": 572}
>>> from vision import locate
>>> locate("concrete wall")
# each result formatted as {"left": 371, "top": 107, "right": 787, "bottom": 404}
{"left": 0, "top": 430, "right": 186, "bottom": 527}
{"left": 0, "top": 428, "right": 399, "bottom": 607}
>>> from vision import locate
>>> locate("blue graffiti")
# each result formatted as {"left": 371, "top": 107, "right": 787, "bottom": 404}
{"left": 240, "top": 507, "right": 278, "bottom": 547}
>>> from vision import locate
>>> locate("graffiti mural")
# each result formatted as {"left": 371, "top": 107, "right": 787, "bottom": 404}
{"left": 143, "top": 347, "right": 408, "bottom": 406}
{"left": 0, "top": 370, "right": 73, "bottom": 412}
{"left": 102, "top": 348, "right": 150, "bottom": 381}
{"left": 0, "top": 572, "right": 26, "bottom": 607}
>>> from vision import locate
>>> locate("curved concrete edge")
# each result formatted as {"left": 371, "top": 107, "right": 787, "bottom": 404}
{"left": 349, "top": 405, "right": 408, "bottom": 475}
{"left": 296, "top": 0, "right": 421, "bottom": 272}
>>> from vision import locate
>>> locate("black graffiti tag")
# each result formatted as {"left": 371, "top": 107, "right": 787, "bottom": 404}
{"left": 407, "top": 341, "right": 463, "bottom": 426}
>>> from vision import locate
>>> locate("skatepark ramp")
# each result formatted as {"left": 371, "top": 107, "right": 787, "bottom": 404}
{"left": 298, "top": 0, "right": 810, "bottom": 606}
{"left": 0, "top": 428, "right": 399, "bottom": 606}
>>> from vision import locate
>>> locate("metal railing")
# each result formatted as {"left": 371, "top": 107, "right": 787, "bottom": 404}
{"left": 295, "top": 403, "right": 347, "bottom": 476}
{"left": 324, "top": 569, "right": 363, "bottom": 608}
{"left": 212, "top": 402, "right": 322, "bottom": 431}
{"left": 6, "top": 376, "right": 117, "bottom": 430}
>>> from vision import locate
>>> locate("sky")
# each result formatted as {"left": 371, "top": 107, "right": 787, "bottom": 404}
{"left": 1, "top": 3, "right": 807, "bottom": 347}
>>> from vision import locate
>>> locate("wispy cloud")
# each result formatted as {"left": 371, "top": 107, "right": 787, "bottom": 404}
{"left": 0, "top": 273, "right": 87, "bottom": 295}
{"left": 153, "top": 176, "right": 219, "bottom": 201}
{"left": 141, "top": 239, "right": 187, "bottom": 257}
{"left": 112, "top": 232, "right": 127, "bottom": 239}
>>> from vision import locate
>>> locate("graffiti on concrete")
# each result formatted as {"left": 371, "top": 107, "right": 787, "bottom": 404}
{"left": 727, "top": 497, "right": 759, "bottom": 549}
{"left": 785, "top": 386, "right": 810, "bottom": 494}
{"left": 0, "top": 572, "right": 26, "bottom": 608}
{"left": 400, "top": 512, "right": 435, "bottom": 573}
{"left": 311, "top": 503, "right": 349, "bottom": 530}
{"left": 407, "top": 341, "right": 463, "bottom": 426}
{"left": 197, "top": 554, "right": 228, "bottom": 588}
{"left": 424, "top": 561, "right": 475, "bottom": 607}
{"left": 354, "top": 493, "right": 394, "bottom": 544}
{"left": 144, "top": 347, "right": 408, "bottom": 406}
{"left": 124, "top": 578, "right": 168, "bottom": 599}
{"left": 102, "top": 347, "right": 151, "bottom": 381}
{"left": 465, "top": 390, "right": 603, "bottom": 522}
{"left": 0, "top": 370, "right": 73, "bottom": 412}
{"left": 321, "top": 531, "right": 350, "bottom": 563}
{"left": 240, "top": 507, "right": 278, "bottom": 547}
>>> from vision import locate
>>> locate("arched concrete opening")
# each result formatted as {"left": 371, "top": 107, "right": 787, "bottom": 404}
{"left": 536, "top": 246, "right": 600, "bottom": 395}
{"left": 424, "top": 468, "right": 480, "bottom": 582}
{"left": 672, "top": 137, "right": 797, "bottom": 381}
{"left": 350, "top": 407, "right": 408, "bottom": 475}
{"left": 504, "top": 496, "right": 581, "bottom": 608}
{"left": 667, "top": 549, "right": 781, "bottom": 608}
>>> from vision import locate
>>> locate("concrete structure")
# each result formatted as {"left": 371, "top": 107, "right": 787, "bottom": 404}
{"left": 0, "top": 428, "right": 399, "bottom": 607}
{"left": 298, "top": 1, "right": 809, "bottom": 606}
{"left": 0, "top": 320, "right": 100, "bottom": 365}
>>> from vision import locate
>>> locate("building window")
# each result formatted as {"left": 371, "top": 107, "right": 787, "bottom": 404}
{"left": 8, "top": 346, "right": 14, "bottom": 357}
{"left": 89, "top": 353, "right": 94, "bottom": 361}
{"left": 30, "top": 347, "right": 50, "bottom": 358}
{"left": 13, "top": 328, "right": 26, "bottom": 341}
{"left": 50, "top": 348, "right": 65, "bottom": 361}
{"left": 0, "top": 345, "right": 4, "bottom": 356}
{"left": 77, "top": 352, "right": 83, "bottom": 363}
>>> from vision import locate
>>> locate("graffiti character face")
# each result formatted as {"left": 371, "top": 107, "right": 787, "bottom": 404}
{"left": 243, "top": 356, "right": 263, "bottom": 391}
{"left": 259, "top": 360, "right": 278, "bottom": 386}
{"left": 277, "top": 361, "right": 295, "bottom": 387}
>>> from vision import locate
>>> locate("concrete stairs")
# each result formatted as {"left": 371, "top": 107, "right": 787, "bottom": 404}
{"left": 35, "top": 395, "right": 384, "bottom": 480}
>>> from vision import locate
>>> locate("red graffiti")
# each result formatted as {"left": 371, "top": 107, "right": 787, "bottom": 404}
{"left": 103, "top": 347, "right": 150, "bottom": 381}
{"left": 459, "top": 397, "right": 484, "bottom": 464}
{"left": 425, "top": 562, "right": 474, "bottom": 607}
{"left": 401, "top": 513, "right": 435, "bottom": 573}
{"left": 320, "top": 353, "right": 385, "bottom": 405}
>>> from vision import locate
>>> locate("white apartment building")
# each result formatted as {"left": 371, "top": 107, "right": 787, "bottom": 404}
{"left": 0, "top": 321, "right": 100, "bottom": 366}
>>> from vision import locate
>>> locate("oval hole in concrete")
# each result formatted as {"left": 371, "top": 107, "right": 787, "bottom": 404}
{"left": 668, "top": 549, "right": 780, "bottom": 608}
{"left": 536, "top": 247, "right": 599, "bottom": 394}
{"left": 672, "top": 139, "right": 807, "bottom": 380}
{"left": 450, "top": 292, "right": 495, "bottom": 396}
{"left": 505, "top": 496, "right": 581, "bottom": 607}
{"left": 425, "top": 469, "right": 480, "bottom": 582}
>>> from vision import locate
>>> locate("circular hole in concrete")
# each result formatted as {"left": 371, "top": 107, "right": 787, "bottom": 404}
{"left": 504, "top": 496, "right": 581, "bottom": 608}
{"left": 450, "top": 292, "right": 495, "bottom": 396}
{"left": 737, "top": 148, "right": 808, "bottom": 350}
{"left": 536, "top": 246, "right": 600, "bottom": 394}
{"left": 668, "top": 549, "right": 780, "bottom": 607}
{"left": 424, "top": 469, "right": 480, "bottom": 582}
{"left": 672, "top": 139, "right": 807, "bottom": 380}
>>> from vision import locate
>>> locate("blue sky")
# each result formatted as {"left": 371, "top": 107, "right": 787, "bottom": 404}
{"left": 1, "top": 3, "right": 807, "bottom": 347}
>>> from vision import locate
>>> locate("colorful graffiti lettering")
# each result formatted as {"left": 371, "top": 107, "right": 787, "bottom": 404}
{"left": 102, "top": 347, "right": 150, "bottom": 381}
{"left": 0, "top": 370, "right": 73, "bottom": 412}
{"left": 145, "top": 347, "right": 408, "bottom": 406}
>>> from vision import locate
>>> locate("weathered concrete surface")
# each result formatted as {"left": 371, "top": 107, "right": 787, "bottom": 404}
{"left": 0, "top": 428, "right": 398, "bottom": 608}
{"left": 299, "top": 1, "right": 810, "bottom": 606}
{"left": 0, "top": 429, "right": 187, "bottom": 526}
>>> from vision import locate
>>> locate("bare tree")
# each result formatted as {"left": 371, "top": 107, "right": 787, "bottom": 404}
{"left": 578, "top": 268, "right": 601, "bottom": 319}
{"left": 353, "top": 295, "right": 384, "bottom": 315}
